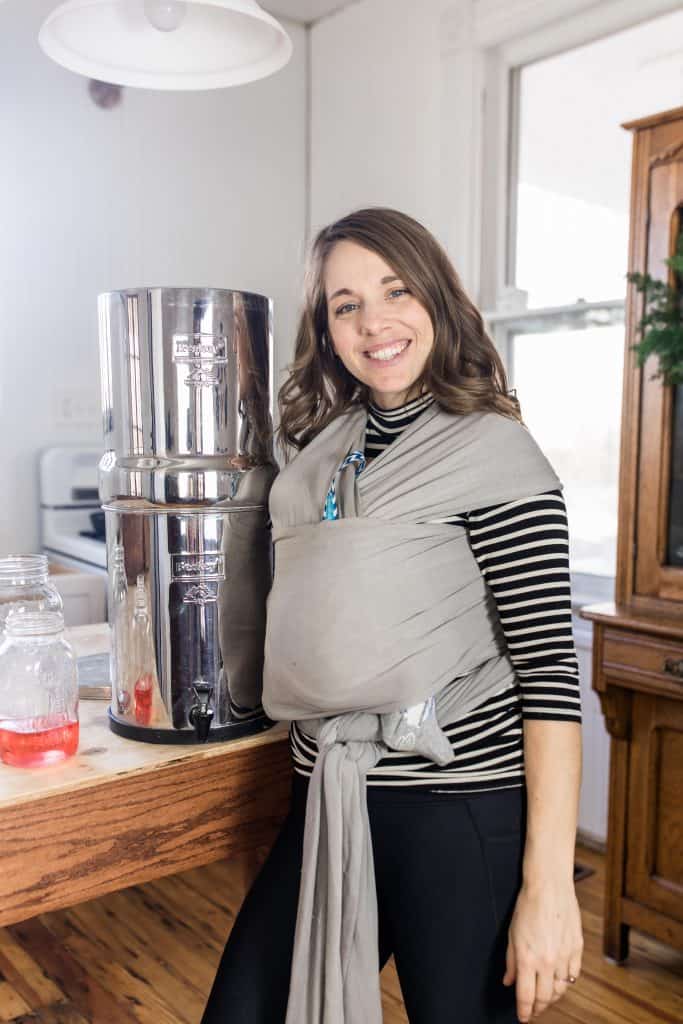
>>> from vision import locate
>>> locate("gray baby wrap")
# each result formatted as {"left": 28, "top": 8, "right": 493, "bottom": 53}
{"left": 262, "top": 399, "right": 562, "bottom": 1024}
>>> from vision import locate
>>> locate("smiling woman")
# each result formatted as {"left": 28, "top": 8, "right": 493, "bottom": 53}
{"left": 276, "top": 205, "right": 521, "bottom": 454}
{"left": 200, "top": 206, "right": 584, "bottom": 1024}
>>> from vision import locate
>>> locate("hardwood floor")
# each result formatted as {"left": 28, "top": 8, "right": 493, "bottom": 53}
{"left": 0, "top": 842, "right": 681, "bottom": 1023}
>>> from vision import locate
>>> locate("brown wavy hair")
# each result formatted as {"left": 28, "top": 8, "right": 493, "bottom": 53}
{"left": 275, "top": 206, "right": 521, "bottom": 461}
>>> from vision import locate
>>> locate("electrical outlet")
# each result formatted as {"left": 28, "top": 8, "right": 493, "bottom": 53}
{"left": 54, "top": 389, "right": 101, "bottom": 427}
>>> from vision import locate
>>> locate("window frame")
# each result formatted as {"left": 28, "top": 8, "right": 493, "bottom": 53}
{"left": 476, "top": 0, "right": 682, "bottom": 311}
{"left": 475, "top": 0, "right": 682, "bottom": 605}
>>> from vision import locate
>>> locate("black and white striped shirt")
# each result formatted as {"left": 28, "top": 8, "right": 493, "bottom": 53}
{"left": 289, "top": 391, "right": 582, "bottom": 794}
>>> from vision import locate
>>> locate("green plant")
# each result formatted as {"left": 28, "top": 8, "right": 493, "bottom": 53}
{"left": 627, "top": 231, "right": 683, "bottom": 386}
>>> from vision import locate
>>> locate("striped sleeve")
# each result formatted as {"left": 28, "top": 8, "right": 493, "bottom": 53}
{"left": 459, "top": 488, "right": 582, "bottom": 723}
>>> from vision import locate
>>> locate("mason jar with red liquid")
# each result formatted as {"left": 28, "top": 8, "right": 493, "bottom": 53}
{"left": 0, "top": 609, "right": 79, "bottom": 767}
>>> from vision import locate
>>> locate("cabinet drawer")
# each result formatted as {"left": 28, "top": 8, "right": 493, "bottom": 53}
{"left": 603, "top": 628, "right": 683, "bottom": 692}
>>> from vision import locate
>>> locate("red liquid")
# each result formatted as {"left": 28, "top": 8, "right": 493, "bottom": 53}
{"left": 134, "top": 673, "right": 153, "bottom": 726}
{"left": 0, "top": 716, "right": 79, "bottom": 767}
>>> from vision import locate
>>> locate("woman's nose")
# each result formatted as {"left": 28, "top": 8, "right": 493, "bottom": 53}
{"left": 358, "top": 306, "right": 388, "bottom": 335}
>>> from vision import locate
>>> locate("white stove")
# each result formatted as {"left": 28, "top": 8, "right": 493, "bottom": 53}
{"left": 40, "top": 446, "right": 107, "bottom": 575}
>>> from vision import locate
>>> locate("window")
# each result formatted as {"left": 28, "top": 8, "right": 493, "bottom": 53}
{"left": 484, "top": 7, "right": 683, "bottom": 599}
{"left": 511, "top": 321, "right": 624, "bottom": 576}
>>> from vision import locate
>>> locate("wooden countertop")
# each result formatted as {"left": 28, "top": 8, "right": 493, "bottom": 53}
{"left": 0, "top": 624, "right": 292, "bottom": 927}
{"left": 580, "top": 600, "right": 683, "bottom": 639}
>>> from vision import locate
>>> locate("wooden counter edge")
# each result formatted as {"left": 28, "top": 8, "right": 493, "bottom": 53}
{"left": 0, "top": 727, "right": 292, "bottom": 928}
{"left": 579, "top": 600, "right": 683, "bottom": 640}
{"left": 0, "top": 717, "right": 291, "bottom": 812}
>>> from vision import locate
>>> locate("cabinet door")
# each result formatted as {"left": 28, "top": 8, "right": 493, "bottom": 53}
{"left": 625, "top": 691, "right": 683, "bottom": 922}
{"left": 632, "top": 133, "right": 683, "bottom": 604}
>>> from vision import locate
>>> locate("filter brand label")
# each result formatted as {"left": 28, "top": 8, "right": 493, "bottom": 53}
{"left": 172, "top": 553, "right": 225, "bottom": 582}
{"left": 172, "top": 332, "right": 228, "bottom": 387}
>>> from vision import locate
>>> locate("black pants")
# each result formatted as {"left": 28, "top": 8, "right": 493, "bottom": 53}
{"left": 200, "top": 771, "right": 526, "bottom": 1023}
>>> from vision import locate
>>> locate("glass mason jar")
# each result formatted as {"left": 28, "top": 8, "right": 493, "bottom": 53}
{"left": 0, "top": 554, "right": 63, "bottom": 641}
{"left": 0, "top": 609, "right": 79, "bottom": 767}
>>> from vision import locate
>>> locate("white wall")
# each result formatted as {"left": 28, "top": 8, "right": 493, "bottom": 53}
{"left": 307, "top": 0, "right": 543, "bottom": 300}
{"left": 573, "top": 617, "right": 611, "bottom": 847}
{"left": 0, "top": 0, "right": 307, "bottom": 553}
{"left": 310, "top": 0, "right": 445, "bottom": 260}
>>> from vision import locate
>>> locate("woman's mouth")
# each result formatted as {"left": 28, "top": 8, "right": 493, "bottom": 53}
{"left": 364, "top": 339, "right": 411, "bottom": 364}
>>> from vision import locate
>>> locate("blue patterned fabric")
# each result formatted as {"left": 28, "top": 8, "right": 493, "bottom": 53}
{"left": 322, "top": 450, "right": 366, "bottom": 520}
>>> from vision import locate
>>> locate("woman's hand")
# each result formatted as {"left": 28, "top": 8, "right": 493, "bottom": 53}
{"left": 502, "top": 876, "right": 583, "bottom": 1022}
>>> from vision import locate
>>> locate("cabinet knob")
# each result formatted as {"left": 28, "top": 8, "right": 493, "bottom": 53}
{"left": 663, "top": 656, "right": 683, "bottom": 678}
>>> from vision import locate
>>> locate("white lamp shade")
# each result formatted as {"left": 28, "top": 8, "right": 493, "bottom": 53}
{"left": 38, "top": 0, "right": 293, "bottom": 90}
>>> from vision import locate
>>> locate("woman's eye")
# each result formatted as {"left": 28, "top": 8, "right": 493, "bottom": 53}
{"left": 334, "top": 288, "right": 409, "bottom": 316}
{"left": 335, "top": 302, "right": 357, "bottom": 315}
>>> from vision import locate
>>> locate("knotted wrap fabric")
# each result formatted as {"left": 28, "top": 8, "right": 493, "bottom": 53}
{"left": 262, "top": 400, "right": 562, "bottom": 1023}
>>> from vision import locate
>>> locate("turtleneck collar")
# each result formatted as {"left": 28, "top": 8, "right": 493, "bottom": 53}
{"left": 368, "top": 389, "right": 435, "bottom": 420}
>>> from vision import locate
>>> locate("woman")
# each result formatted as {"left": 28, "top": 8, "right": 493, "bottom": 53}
{"left": 200, "top": 207, "right": 584, "bottom": 1024}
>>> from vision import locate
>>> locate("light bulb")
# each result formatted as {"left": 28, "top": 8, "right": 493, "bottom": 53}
{"left": 143, "top": 0, "right": 187, "bottom": 32}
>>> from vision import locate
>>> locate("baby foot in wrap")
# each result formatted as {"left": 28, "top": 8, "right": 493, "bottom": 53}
{"left": 381, "top": 696, "right": 454, "bottom": 765}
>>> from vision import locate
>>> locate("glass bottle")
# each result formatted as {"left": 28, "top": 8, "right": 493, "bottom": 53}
{"left": 0, "top": 554, "right": 63, "bottom": 640}
{"left": 131, "top": 574, "right": 154, "bottom": 726}
{"left": 0, "top": 609, "right": 79, "bottom": 767}
{"left": 110, "top": 545, "right": 130, "bottom": 715}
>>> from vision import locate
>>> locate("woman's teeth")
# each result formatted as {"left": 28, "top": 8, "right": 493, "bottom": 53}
{"left": 365, "top": 340, "right": 410, "bottom": 362}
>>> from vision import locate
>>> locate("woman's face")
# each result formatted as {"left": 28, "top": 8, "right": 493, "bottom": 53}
{"left": 323, "top": 240, "right": 434, "bottom": 410}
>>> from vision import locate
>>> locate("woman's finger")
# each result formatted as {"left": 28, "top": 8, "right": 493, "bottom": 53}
{"left": 514, "top": 959, "right": 538, "bottom": 1023}
{"left": 502, "top": 935, "right": 517, "bottom": 986}
{"left": 530, "top": 965, "right": 555, "bottom": 1017}
{"left": 568, "top": 949, "right": 583, "bottom": 983}
{"left": 551, "top": 965, "right": 570, "bottom": 1002}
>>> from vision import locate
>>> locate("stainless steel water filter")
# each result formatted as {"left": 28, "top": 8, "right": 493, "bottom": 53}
{"left": 98, "top": 287, "right": 278, "bottom": 743}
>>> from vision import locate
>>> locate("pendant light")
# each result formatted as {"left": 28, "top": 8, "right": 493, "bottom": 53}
{"left": 38, "top": 0, "right": 293, "bottom": 90}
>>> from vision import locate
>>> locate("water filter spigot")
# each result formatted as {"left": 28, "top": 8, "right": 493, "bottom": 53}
{"left": 189, "top": 680, "right": 214, "bottom": 742}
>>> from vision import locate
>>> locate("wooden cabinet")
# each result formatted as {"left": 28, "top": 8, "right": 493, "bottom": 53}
{"left": 581, "top": 104, "right": 683, "bottom": 963}
{"left": 626, "top": 694, "right": 683, "bottom": 924}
